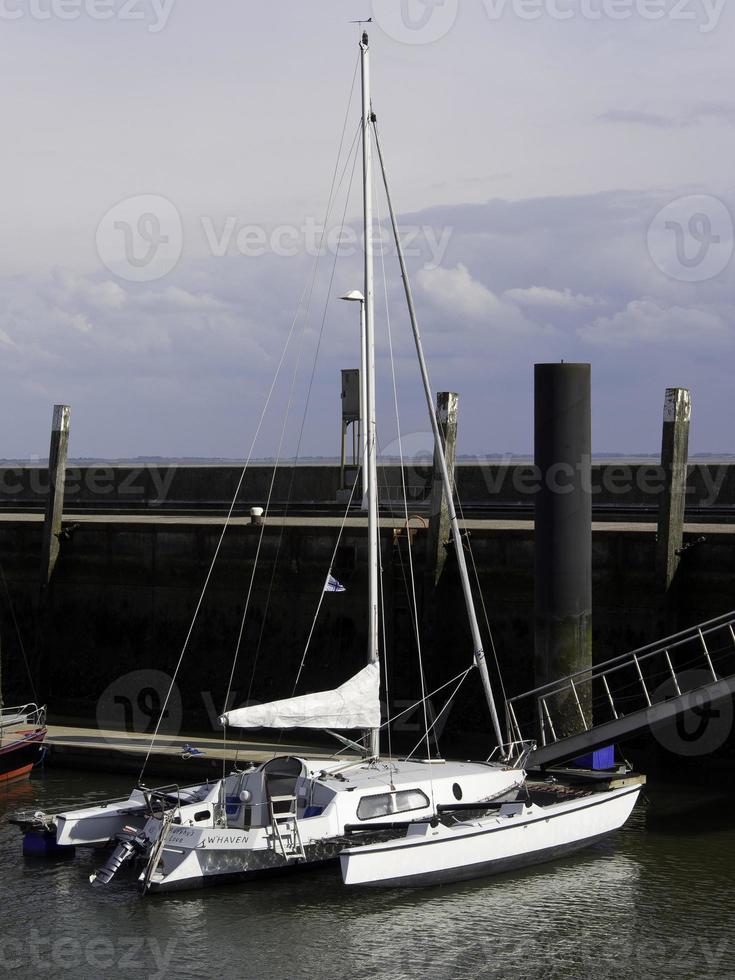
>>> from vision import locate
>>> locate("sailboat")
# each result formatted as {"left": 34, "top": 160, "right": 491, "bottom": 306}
{"left": 13, "top": 33, "right": 641, "bottom": 892}
{"left": 0, "top": 703, "right": 46, "bottom": 785}
{"left": 0, "top": 626, "right": 47, "bottom": 785}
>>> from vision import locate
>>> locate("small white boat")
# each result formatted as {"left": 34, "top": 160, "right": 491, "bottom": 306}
{"left": 340, "top": 782, "right": 643, "bottom": 888}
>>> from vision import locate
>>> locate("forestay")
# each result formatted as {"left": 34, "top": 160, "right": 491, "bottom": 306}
{"left": 220, "top": 661, "right": 380, "bottom": 730}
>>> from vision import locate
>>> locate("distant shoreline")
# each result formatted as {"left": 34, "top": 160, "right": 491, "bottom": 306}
{"left": 3, "top": 455, "right": 734, "bottom": 467}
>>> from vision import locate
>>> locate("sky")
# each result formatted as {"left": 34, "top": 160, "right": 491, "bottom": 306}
{"left": 1, "top": 0, "right": 733, "bottom": 461}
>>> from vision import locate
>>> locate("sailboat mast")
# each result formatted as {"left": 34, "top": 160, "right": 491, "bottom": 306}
{"left": 361, "top": 31, "right": 380, "bottom": 759}
{"left": 371, "top": 120, "right": 507, "bottom": 755}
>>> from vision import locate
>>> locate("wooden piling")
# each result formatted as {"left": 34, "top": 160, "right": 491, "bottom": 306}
{"left": 39, "top": 405, "right": 70, "bottom": 598}
{"left": 656, "top": 388, "right": 691, "bottom": 593}
{"left": 425, "top": 392, "right": 459, "bottom": 588}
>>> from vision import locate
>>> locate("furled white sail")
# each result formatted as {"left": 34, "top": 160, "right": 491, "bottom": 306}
{"left": 220, "top": 661, "right": 380, "bottom": 730}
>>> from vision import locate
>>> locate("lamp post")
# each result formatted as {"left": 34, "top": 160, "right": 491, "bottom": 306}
{"left": 340, "top": 290, "right": 367, "bottom": 511}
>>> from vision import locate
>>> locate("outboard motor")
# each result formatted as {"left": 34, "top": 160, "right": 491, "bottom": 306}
{"left": 89, "top": 826, "right": 150, "bottom": 886}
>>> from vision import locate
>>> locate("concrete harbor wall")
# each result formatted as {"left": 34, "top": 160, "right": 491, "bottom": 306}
{"left": 1, "top": 508, "right": 733, "bottom": 759}
{"left": 1, "top": 461, "right": 734, "bottom": 513}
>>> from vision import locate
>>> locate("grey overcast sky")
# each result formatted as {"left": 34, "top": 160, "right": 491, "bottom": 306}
{"left": 1, "top": 0, "right": 733, "bottom": 460}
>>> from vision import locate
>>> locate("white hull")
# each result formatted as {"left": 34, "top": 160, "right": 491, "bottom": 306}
{"left": 139, "top": 758, "right": 526, "bottom": 893}
{"left": 55, "top": 791, "right": 149, "bottom": 847}
{"left": 340, "top": 784, "right": 642, "bottom": 887}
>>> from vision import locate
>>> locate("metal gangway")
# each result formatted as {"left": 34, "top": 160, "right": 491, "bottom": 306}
{"left": 506, "top": 611, "right": 735, "bottom": 768}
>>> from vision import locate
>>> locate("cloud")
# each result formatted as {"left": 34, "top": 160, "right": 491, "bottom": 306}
{"left": 415, "top": 263, "right": 564, "bottom": 355}
{"left": 598, "top": 102, "right": 735, "bottom": 131}
{"left": 47, "top": 269, "right": 127, "bottom": 311}
{"left": 2, "top": 184, "right": 734, "bottom": 457}
{"left": 578, "top": 299, "right": 732, "bottom": 349}
{"left": 417, "top": 263, "right": 507, "bottom": 321}
{"left": 692, "top": 102, "right": 735, "bottom": 126}
{"left": 598, "top": 109, "right": 683, "bottom": 129}
{"left": 504, "top": 286, "right": 602, "bottom": 312}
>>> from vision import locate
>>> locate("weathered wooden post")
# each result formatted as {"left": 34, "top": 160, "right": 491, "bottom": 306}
{"left": 425, "top": 392, "right": 459, "bottom": 588}
{"left": 39, "top": 404, "right": 70, "bottom": 599}
{"left": 534, "top": 364, "right": 592, "bottom": 740}
{"left": 656, "top": 388, "right": 691, "bottom": 593}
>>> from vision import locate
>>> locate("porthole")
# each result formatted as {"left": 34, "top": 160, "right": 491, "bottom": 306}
{"left": 452, "top": 783, "right": 463, "bottom": 801}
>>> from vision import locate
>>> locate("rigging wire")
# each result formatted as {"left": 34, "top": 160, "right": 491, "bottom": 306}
{"left": 221, "top": 139, "right": 367, "bottom": 745}
{"left": 376, "top": 493, "right": 394, "bottom": 772}
{"left": 223, "top": 68, "right": 364, "bottom": 769}
{"left": 404, "top": 667, "right": 473, "bottom": 761}
{"left": 0, "top": 561, "right": 37, "bottom": 703}
{"left": 374, "top": 163, "right": 435, "bottom": 803}
{"left": 328, "top": 664, "right": 475, "bottom": 759}
{"left": 240, "top": 118, "right": 363, "bottom": 714}
{"left": 290, "top": 476, "right": 360, "bottom": 697}
{"left": 372, "top": 114, "right": 506, "bottom": 754}
{"left": 220, "top": 306, "right": 313, "bottom": 778}
{"left": 455, "top": 489, "right": 509, "bottom": 726}
{"left": 139, "top": 56, "right": 363, "bottom": 784}
{"left": 137, "top": 296, "right": 303, "bottom": 783}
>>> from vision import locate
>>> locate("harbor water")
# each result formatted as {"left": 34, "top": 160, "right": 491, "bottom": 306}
{"left": 1, "top": 769, "right": 734, "bottom": 980}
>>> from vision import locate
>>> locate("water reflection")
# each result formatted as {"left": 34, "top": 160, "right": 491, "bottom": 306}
{"left": 1, "top": 771, "right": 733, "bottom": 980}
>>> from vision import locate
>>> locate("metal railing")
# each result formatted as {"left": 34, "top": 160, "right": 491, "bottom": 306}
{"left": 0, "top": 702, "right": 46, "bottom": 731}
{"left": 506, "top": 611, "right": 735, "bottom": 749}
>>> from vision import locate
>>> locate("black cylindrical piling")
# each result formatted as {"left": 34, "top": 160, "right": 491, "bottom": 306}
{"left": 534, "top": 364, "right": 592, "bottom": 739}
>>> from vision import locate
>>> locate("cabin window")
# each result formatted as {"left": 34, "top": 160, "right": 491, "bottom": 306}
{"left": 194, "top": 810, "right": 211, "bottom": 822}
{"left": 356, "top": 789, "right": 430, "bottom": 820}
{"left": 452, "top": 783, "right": 463, "bottom": 801}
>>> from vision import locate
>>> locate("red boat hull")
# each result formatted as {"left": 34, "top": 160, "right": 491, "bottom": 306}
{"left": 0, "top": 728, "right": 46, "bottom": 784}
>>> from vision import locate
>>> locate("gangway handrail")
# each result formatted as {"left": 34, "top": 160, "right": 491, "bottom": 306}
{"left": 507, "top": 609, "right": 735, "bottom": 706}
{"left": 506, "top": 610, "right": 735, "bottom": 756}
